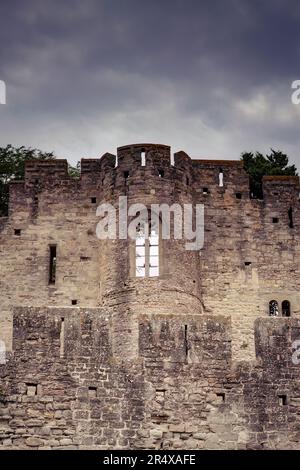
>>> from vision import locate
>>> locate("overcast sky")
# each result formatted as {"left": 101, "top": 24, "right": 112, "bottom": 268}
{"left": 1, "top": 0, "right": 300, "bottom": 167}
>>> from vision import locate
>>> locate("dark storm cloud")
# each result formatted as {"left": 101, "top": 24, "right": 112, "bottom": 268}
{"left": 0, "top": 0, "right": 300, "bottom": 166}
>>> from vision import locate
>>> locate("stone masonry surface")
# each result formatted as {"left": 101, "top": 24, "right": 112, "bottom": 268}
{"left": 0, "top": 143, "right": 300, "bottom": 449}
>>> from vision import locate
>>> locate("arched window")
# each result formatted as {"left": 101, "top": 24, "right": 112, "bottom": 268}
{"left": 282, "top": 300, "right": 291, "bottom": 317}
{"left": 269, "top": 300, "right": 279, "bottom": 316}
{"left": 135, "top": 213, "right": 159, "bottom": 278}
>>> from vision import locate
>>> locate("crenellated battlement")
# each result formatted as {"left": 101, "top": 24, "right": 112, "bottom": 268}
{"left": 16, "top": 144, "right": 299, "bottom": 201}
{"left": 25, "top": 159, "right": 69, "bottom": 187}
{"left": 117, "top": 143, "right": 171, "bottom": 165}
{"left": 262, "top": 175, "right": 300, "bottom": 203}
{"left": 80, "top": 158, "right": 101, "bottom": 174}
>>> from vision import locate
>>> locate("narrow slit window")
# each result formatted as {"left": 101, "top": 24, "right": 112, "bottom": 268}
{"left": 184, "top": 325, "right": 189, "bottom": 358}
{"left": 158, "top": 169, "right": 164, "bottom": 178}
{"left": 282, "top": 300, "right": 291, "bottom": 317}
{"left": 141, "top": 150, "right": 146, "bottom": 167}
{"left": 269, "top": 300, "right": 279, "bottom": 316}
{"left": 288, "top": 206, "right": 294, "bottom": 228}
{"left": 124, "top": 171, "right": 129, "bottom": 180}
{"left": 49, "top": 245, "right": 57, "bottom": 285}
{"left": 219, "top": 168, "right": 224, "bottom": 187}
{"left": 60, "top": 318, "right": 65, "bottom": 358}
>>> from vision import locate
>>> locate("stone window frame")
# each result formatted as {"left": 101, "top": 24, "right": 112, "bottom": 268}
{"left": 129, "top": 209, "right": 166, "bottom": 279}
{"left": 268, "top": 299, "right": 292, "bottom": 317}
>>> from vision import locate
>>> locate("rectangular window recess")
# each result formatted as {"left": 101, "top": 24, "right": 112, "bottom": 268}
{"left": 80, "top": 256, "right": 91, "bottom": 261}
{"left": 88, "top": 387, "right": 97, "bottom": 398}
{"left": 216, "top": 392, "right": 225, "bottom": 403}
{"left": 26, "top": 383, "right": 37, "bottom": 396}
{"left": 245, "top": 261, "right": 252, "bottom": 266}
{"left": 91, "top": 197, "right": 97, "bottom": 204}
{"left": 278, "top": 394, "right": 288, "bottom": 406}
{"left": 272, "top": 217, "right": 279, "bottom": 223}
{"left": 14, "top": 229, "right": 21, "bottom": 236}
{"left": 71, "top": 300, "right": 78, "bottom": 306}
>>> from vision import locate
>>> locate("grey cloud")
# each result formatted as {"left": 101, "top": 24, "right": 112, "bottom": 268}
{"left": 0, "top": 0, "right": 300, "bottom": 167}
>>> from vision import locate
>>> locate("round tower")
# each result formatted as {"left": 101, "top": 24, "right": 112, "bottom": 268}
{"left": 97, "top": 143, "right": 203, "bottom": 317}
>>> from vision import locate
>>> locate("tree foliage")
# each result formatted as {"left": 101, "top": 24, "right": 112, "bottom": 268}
{"left": 68, "top": 161, "right": 81, "bottom": 178}
{"left": 241, "top": 149, "right": 297, "bottom": 199}
{"left": 0, "top": 145, "right": 79, "bottom": 216}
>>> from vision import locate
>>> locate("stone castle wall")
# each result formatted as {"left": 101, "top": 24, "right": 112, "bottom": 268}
{"left": 0, "top": 143, "right": 300, "bottom": 449}
{"left": 1, "top": 307, "right": 300, "bottom": 449}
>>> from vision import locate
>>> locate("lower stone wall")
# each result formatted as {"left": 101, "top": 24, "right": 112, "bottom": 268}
{"left": 0, "top": 308, "right": 300, "bottom": 449}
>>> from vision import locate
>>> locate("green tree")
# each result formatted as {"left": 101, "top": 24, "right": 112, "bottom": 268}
{"left": 68, "top": 161, "right": 81, "bottom": 178}
{"left": 0, "top": 145, "right": 80, "bottom": 216}
{"left": 241, "top": 149, "right": 297, "bottom": 199}
{"left": 0, "top": 145, "right": 55, "bottom": 216}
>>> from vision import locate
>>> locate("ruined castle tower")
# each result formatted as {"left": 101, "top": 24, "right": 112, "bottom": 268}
{"left": 0, "top": 143, "right": 300, "bottom": 450}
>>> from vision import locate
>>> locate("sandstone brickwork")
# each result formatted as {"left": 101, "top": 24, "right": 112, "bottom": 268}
{"left": 0, "top": 143, "right": 299, "bottom": 449}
